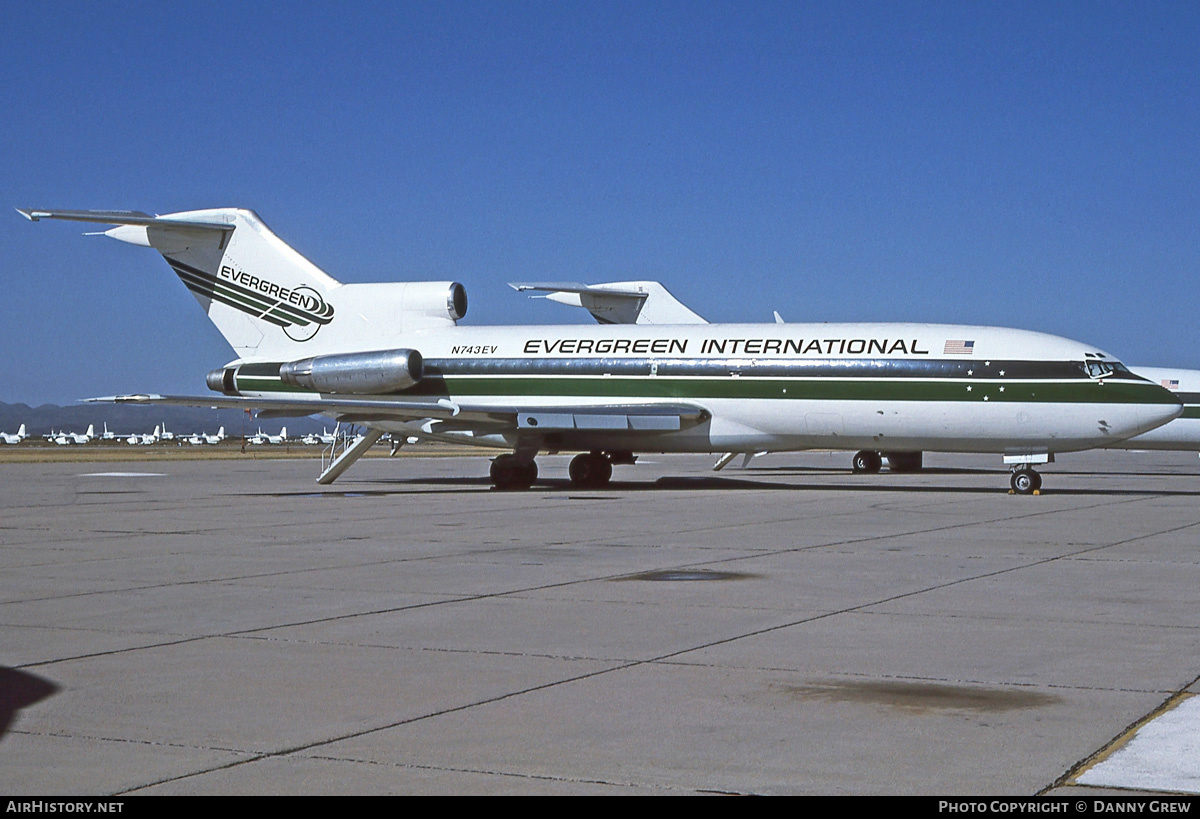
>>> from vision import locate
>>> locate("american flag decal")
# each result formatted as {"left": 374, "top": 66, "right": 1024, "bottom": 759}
{"left": 944, "top": 339, "right": 975, "bottom": 355}
{"left": 1162, "top": 379, "right": 1180, "bottom": 389}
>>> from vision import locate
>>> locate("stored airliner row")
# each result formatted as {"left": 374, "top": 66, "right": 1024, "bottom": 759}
{"left": 20, "top": 207, "right": 1182, "bottom": 493}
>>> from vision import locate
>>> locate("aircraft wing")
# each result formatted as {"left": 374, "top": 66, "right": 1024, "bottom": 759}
{"left": 509, "top": 281, "right": 707, "bottom": 325}
{"left": 85, "top": 394, "right": 709, "bottom": 434}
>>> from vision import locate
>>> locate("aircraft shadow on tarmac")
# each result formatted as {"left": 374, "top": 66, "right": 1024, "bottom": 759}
{"left": 268, "top": 467, "right": 1200, "bottom": 498}
{"left": 0, "top": 668, "right": 58, "bottom": 740}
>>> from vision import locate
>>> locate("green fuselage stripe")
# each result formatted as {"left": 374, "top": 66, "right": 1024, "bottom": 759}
{"left": 235, "top": 373, "right": 1177, "bottom": 405}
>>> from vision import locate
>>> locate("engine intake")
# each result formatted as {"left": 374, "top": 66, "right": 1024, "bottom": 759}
{"left": 279, "top": 348, "right": 424, "bottom": 394}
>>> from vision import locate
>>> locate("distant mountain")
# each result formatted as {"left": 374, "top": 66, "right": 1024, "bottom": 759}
{"left": 0, "top": 401, "right": 335, "bottom": 438}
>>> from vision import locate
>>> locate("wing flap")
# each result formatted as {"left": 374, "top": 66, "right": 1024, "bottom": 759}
{"left": 517, "top": 406, "right": 696, "bottom": 431}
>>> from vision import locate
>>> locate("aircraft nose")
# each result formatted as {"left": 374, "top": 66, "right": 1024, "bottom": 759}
{"left": 1135, "top": 386, "right": 1184, "bottom": 434}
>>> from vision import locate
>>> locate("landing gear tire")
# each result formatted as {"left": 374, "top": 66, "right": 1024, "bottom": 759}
{"left": 852, "top": 450, "right": 883, "bottom": 474}
{"left": 569, "top": 452, "right": 613, "bottom": 488}
{"left": 490, "top": 454, "right": 537, "bottom": 490}
{"left": 1010, "top": 468, "right": 1042, "bottom": 495}
{"left": 883, "top": 451, "right": 923, "bottom": 472}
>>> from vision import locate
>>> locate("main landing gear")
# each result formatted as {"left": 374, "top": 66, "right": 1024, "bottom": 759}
{"left": 489, "top": 451, "right": 626, "bottom": 490}
{"left": 568, "top": 452, "right": 613, "bottom": 488}
{"left": 851, "top": 450, "right": 924, "bottom": 474}
{"left": 490, "top": 454, "right": 538, "bottom": 490}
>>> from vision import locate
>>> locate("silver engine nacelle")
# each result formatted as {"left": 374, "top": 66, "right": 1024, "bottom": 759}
{"left": 278, "top": 348, "right": 424, "bottom": 394}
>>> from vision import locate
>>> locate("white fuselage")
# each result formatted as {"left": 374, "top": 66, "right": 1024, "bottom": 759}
{"left": 227, "top": 322, "right": 1182, "bottom": 457}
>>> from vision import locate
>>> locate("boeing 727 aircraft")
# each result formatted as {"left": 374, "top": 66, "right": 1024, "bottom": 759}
{"left": 1106, "top": 368, "right": 1200, "bottom": 453}
{"left": 527, "top": 282, "right": 1200, "bottom": 472}
{"left": 20, "top": 207, "right": 1182, "bottom": 493}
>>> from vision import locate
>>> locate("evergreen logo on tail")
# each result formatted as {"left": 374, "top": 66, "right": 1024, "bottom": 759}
{"left": 166, "top": 257, "right": 335, "bottom": 342}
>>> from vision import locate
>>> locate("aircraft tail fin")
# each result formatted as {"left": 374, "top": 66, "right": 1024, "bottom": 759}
{"left": 22, "top": 208, "right": 471, "bottom": 361}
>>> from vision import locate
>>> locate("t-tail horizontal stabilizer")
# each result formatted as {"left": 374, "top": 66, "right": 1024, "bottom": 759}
{"left": 509, "top": 281, "right": 707, "bottom": 325}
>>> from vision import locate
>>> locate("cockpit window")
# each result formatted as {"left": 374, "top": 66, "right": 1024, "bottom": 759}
{"left": 1084, "top": 360, "right": 1115, "bottom": 379}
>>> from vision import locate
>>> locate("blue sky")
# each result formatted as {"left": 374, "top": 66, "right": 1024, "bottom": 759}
{"left": 3, "top": 1, "right": 1198, "bottom": 405}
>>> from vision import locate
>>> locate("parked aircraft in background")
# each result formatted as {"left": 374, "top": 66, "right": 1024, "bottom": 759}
{"left": 248, "top": 427, "right": 288, "bottom": 445}
{"left": 509, "top": 281, "right": 706, "bottom": 325}
{"left": 301, "top": 427, "right": 340, "bottom": 446}
{"left": 53, "top": 424, "right": 95, "bottom": 445}
{"left": 22, "top": 207, "right": 1182, "bottom": 494}
{"left": 1106, "top": 368, "right": 1200, "bottom": 453}
{"left": 126, "top": 425, "right": 161, "bottom": 445}
{"left": 0, "top": 424, "right": 27, "bottom": 444}
{"left": 529, "top": 282, "right": 1200, "bottom": 472}
{"left": 186, "top": 427, "right": 226, "bottom": 445}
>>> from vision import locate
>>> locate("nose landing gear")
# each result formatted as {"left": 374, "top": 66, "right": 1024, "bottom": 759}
{"left": 852, "top": 450, "right": 883, "bottom": 474}
{"left": 1009, "top": 467, "right": 1042, "bottom": 495}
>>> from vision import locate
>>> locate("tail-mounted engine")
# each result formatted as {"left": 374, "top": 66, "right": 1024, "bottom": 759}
{"left": 208, "top": 348, "right": 424, "bottom": 396}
